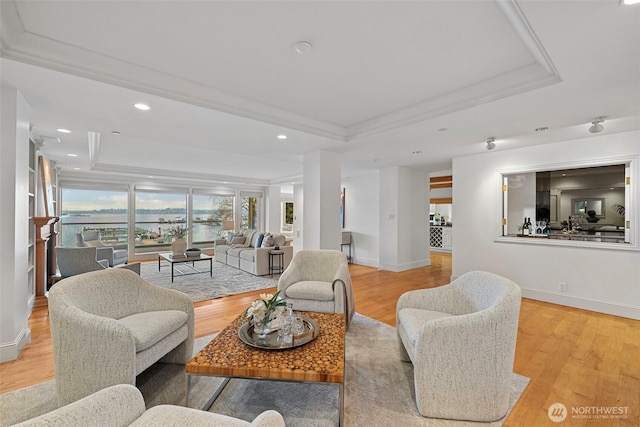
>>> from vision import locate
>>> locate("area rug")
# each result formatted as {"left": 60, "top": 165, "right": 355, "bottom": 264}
{"left": 1, "top": 314, "right": 530, "bottom": 427}
{"left": 139, "top": 259, "right": 277, "bottom": 302}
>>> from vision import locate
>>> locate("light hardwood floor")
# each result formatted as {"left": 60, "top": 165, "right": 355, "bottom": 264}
{"left": 1, "top": 253, "right": 638, "bottom": 426}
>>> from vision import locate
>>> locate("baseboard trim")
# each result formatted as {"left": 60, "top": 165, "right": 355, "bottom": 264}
{"left": 351, "top": 257, "right": 378, "bottom": 268}
{"left": 522, "top": 289, "right": 640, "bottom": 320}
{"left": 0, "top": 326, "right": 32, "bottom": 363}
{"left": 379, "top": 258, "right": 431, "bottom": 272}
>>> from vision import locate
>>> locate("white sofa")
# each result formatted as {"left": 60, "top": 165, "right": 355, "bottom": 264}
{"left": 14, "top": 384, "right": 286, "bottom": 427}
{"left": 215, "top": 230, "right": 292, "bottom": 276}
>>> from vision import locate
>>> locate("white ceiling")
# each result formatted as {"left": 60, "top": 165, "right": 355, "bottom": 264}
{"left": 2, "top": 0, "right": 639, "bottom": 187}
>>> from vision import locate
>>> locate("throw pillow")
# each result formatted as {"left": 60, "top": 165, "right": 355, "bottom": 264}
{"left": 254, "top": 233, "right": 265, "bottom": 248}
{"left": 231, "top": 236, "right": 245, "bottom": 245}
{"left": 261, "top": 233, "right": 274, "bottom": 247}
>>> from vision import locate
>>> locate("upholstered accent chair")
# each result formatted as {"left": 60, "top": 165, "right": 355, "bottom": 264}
{"left": 56, "top": 246, "right": 141, "bottom": 278}
{"left": 77, "top": 230, "right": 128, "bottom": 267}
{"left": 49, "top": 269, "right": 194, "bottom": 406}
{"left": 14, "top": 384, "right": 286, "bottom": 427}
{"left": 277, "top": 249, "right": 354, "bottom": 326}
{"left": 396, "top": 270, "right": 522, "bottom": 422}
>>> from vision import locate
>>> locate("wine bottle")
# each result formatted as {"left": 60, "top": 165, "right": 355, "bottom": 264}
{"left": 523, "top": 217, "right": 529, "bottom": 235}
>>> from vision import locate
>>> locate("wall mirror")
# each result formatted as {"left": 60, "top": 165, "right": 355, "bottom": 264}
{"left": 572, "top": 198, "right": 605, "bottom": 217}
{"left": 500, "top": 160, "right": 633, "bottom": 245}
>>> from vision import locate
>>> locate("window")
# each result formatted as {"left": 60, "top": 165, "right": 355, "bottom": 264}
{"left": 60, "top": 188, "right": 128, "bottom": 248}
{"left": 192, "top": 193, "right": 234, "bottom": 247}
{"left": 240, "top": 191, "right": 262, "bottom": 230}
{"left": 500, "top": 161, "right": 633, "bottom": 246}
{"left": 134, "top": 191, "right": 187, "bottom": 253}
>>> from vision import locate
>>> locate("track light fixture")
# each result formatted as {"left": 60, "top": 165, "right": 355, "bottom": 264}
{"left": 486, "top": 137, "right": 496, "bottom": 151}
{"left": 589, "top": 117, "right": 606, "bottom": 133}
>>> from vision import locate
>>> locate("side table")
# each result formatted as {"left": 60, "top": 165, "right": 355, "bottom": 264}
{"left": 269, "top": 249, "right": 285, "bottom": 277}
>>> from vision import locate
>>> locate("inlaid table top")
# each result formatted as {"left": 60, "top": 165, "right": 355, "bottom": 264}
{"left": 186, "top": 311, "right": 345, "bottom": 384}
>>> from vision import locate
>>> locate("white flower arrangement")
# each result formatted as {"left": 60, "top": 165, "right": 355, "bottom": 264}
{"left": 245, "top": 291, "right": 287, "bottom": 327}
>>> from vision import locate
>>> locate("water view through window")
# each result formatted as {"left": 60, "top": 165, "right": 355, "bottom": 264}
{"left": 60, "top": 189, "right": 128, "bottom": 248}
{"left": 61, "top": 188, "right": 238, "bottom": 253}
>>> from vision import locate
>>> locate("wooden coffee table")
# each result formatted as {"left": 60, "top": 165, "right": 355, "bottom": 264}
{"left": 186, "top": 311, "right": 346, "bottom": 425}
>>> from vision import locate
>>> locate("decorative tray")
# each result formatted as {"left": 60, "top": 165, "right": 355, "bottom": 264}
{"left": 238, "top": 316, "right": 320, "bottom": 350}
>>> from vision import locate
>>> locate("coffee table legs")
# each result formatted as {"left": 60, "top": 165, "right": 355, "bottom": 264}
{"left": 187, "top": 375, "right": 230, "bottom": 411}
{"left": 187, "top": 375, "right": 344, "bottom": 425}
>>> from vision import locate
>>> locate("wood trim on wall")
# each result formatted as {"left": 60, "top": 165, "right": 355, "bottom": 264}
{"left": 430, "top": 175, "right": 452, "bottom": 190}
{"left": 430, "top": 175, "right": 452, "bottom": 183}
{"left": 430, "top": 197, "right": 453, "bottom": 204}
{"left": 430, "top": 182, "right": 452, "bottom": 189}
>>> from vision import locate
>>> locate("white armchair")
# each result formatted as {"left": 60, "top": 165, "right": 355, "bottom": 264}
{"left": 77, "top": 230, "right": 128, "bottom": 267}
{"left": 49, "top": 269, "right": 194, "bottom": 406}
{"left": 277, "top": 249, "right": 354, "bottom": 325}
{"left": 14, "top": 384, "right": 286, "bottom": 427}
{"left": 56, "top": 246, "right": 140, "bottom": 278}
{"left": 396, "top": 271, "right": 522, "bottom": 421}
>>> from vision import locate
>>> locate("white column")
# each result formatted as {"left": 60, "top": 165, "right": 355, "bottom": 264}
{"left": 293, "top": 183, "right": 304, "bottom": 251}
{"left": 303, "top": 151, "right": 341, "bottom": 250}
{"left": 379, "top": 166, "right": 430, "bottom": 272}
{"left": 0, "top": 85, "right": 32, "bottom": 362}
{"left": 265, "top": 185, "right": 281, "bottom": 234}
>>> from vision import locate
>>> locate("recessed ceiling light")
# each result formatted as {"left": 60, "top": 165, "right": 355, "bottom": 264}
{"left": 134, "top": 103, "right": 150, "bottom": 111}
{"left": 412, "top": 150, "right": 423, "bottom": 155}
{"left": 620, "top": 0, "right": 640, "bottom": 5}
{"left": 112, "top": 131, "right": 121, "bottom": 135}
{"left": 57, "top": 128, "right": 71, "bottom": 133}
{"left": 438, "top": 128, "right": 448, "bottom": 132}
{"left": 293, "top": 41, "right": 312, "bottom": 54}
{"left": 535, "top": 127, "right": 549, "bottom": 132}
{"left": 73, "top": 167, "right": 80, "bottom": 170}
{"left": 277, "top": 134, "right": 288, "bottom": 140}
{"left": 67, "top": 153, "right": 78, "bottom": 157}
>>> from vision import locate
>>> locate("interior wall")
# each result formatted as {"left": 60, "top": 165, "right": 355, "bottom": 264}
{"left": 379, "top": 166, "right": 430, "bottom": 271}
{"left": 0, "top": 85, "right": 32, "bottom": 362}
{"left": 341, "top": 173, "right": 380, "bottom": 267}
{"left": 452, "top": 130, "right": 640, "bottom": 319}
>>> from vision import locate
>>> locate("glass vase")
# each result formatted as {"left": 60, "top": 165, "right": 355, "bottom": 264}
{"left": 252, "top": 316, "right": 271, "bottom": 339}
